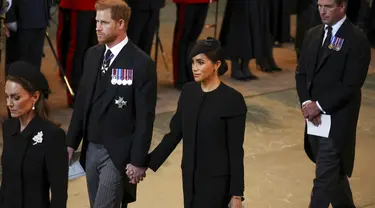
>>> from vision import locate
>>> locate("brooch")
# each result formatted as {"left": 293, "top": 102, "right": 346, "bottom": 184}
{"left": 32, "top": 131, "right": 43, "bottom": 145}
{"left": 115, "top": 97, "right": 127, "bottom": 108}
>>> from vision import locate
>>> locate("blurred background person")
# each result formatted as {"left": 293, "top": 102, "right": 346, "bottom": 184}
{"left": 295, "top": 0, "right": 321, "bottom": 60}
{"left": 269, "top": 0, "right": 292, "bottom": 47}
{"left": 126, "top": 0, "right": 165, "bottom": 55}
{"left": 220, "top": 0, "right": 281, "bottom": 79}
{"left": 57, "top": 0, "right": 97, "bottom": 108}
{"left": 0, "top": 61, "right": 68, "bottom": 208}
{"left": 145, "top": 37, "right": 246, "bottom": 208}
{"left": 172, "top": 0, "right": 215, "bottom": 90}
{"left": 5, "top": 0, "right": 51, "bottom": 69}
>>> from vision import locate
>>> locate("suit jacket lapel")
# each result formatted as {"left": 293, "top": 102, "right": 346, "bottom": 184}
{"left": 316, "top": 20, "right": 350, "bottom": 73}
{"left": 311, "top": 25, "right": 325, "bottom": 75}
{"left": 87, "top": 45, "right": 106, "bottom": 104}
{"left": 98, "top": 43, "right": 133, "bottom": 117}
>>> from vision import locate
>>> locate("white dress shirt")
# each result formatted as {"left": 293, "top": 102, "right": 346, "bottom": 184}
{"left": 104, "top": 36, "right": 129, "bottom": 67}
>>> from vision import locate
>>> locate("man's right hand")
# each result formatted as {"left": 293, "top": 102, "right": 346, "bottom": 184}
{"left": 67, "top": 147, "right": 75, "bottom": 164}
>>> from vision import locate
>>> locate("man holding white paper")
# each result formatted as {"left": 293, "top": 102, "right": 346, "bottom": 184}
{"left": 295, "top": 0, "right": 371, "bottom": 207}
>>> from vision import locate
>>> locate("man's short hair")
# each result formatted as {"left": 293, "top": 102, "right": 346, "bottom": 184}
{"left": 335, "top": 0, "right": 348, "bottom": 5}
{"left": 95, "top": 0, "right": 131, "bottom": 25}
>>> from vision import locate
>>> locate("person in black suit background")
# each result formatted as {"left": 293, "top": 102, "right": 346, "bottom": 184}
{"left": 5, "top": 0, "right": 51, "bottom": 69}
{"left": 269, "top": 0, "right": 292, "bottom": 46}
{"left": 140, "top": 37, "right": 246, "bottom": 208}
{"left": 66, "top": 0, "right": 157, "bottom": 207}
{"left": 0, "top": 61, "right": 68, "bottom": 208}
{"left": 126, "top": 0, "right": 165, "bottom": 55}
{"left": 295, "top": 0, "right": 371, "bottom": 207}
{"left": 295, "top": 0, "right": 321, "bottom": 60}
{"left": 219, "top": 0, "right": 281, "bottom": 80}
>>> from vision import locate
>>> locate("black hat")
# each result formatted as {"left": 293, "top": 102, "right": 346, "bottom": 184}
{"left": 189, "top": 37, "right": 228, "bottom": 75}
{"left": 7, "top": 61, "right": 51, "bottom": 99}
{"left": 189, "top": 37, "right": 222, "bottom": 60}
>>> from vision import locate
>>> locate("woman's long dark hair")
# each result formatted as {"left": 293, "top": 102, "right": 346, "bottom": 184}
{"left": 6, "top": 75, "right": 49, "bottom": 120}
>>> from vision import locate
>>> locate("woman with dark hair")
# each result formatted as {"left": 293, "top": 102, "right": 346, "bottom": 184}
{"left": 0, "top": 61, "right": 68, "bottom": 208}
{"left": 136, "top": 37, "right": 246, "bottom": 208}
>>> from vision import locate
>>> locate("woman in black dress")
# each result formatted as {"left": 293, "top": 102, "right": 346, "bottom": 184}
{"left": 219, "top": 0, "right": 281, "bottom": 80}
{"left": 146, "top": 37, "right": 246, "bottom": 208}
{"left": 0, "top": 61, "right": 68, "bottom": 208}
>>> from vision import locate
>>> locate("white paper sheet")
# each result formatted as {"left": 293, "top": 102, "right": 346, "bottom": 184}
{"left": 68, "top": 160, "right": 86, "bottom": 180}
{"left": 306, "top": 114, "right": 331, "bottom": 138}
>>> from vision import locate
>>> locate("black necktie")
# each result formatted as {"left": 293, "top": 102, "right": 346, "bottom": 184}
{"left": 322, "top": 26, "right": 332, "bottom": 50}
{"left": 101, "top": 49, "right": 113, "bottom": 74}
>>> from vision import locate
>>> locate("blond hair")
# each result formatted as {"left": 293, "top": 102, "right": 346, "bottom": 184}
{"left": 95, "top": 0, "right": 131, "bottom": 24}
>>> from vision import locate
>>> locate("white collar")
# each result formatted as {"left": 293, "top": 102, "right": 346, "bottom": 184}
{"left": 325, "top": 15, "right": 346, "bottom": 36}
{"left": 105, "top": 36, "right": 129, "bottom": 56}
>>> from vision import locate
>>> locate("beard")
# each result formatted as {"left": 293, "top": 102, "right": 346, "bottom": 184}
{"left": 97, "top": 33, "right": 117, "bottom": 45}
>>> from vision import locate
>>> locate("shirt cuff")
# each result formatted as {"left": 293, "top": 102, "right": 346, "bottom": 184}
{"left": 316, "top": 101, "right": 326, "bottom": 114}
{"left": 302, "top": 100, "right": 312, "bottom": 107}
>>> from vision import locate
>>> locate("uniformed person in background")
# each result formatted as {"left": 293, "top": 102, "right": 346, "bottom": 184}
{"left": 126, "top": 0, "right": 165, "bottom": 55}
{"left": 5, "top": 0, "right": 51, "bottom": 69}
{"left": 57, "top": 0, "right": 97, "bottom": 108}
{"left": 172, "top": 0, "right": 214, "bottom": 90}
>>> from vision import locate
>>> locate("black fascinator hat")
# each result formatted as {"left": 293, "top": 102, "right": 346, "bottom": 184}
{"left": 189, "top": 37, "right": 228, "bottom": 75}
{"left": 7, "top": 61, "right": 51, "bottom": 99}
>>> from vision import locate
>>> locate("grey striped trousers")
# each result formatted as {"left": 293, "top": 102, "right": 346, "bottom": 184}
{"left": 86, "top": 142, "right": 126, "bottom": 208}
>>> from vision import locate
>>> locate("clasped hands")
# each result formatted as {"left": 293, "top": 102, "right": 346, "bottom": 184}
{"left": 302, "top": 101, "right": 322, "bottom": 126}
{"left": 125, "top": 164, "right": 147, "bottom": 184}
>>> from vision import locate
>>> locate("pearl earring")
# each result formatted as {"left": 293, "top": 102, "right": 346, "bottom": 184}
{"left": 32, "top": 104, "right": 35, "bottom": 110}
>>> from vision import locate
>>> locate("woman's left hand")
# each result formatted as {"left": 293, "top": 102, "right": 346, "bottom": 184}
{"left": 229, "top": 197, "right": 242, "bottom": 208}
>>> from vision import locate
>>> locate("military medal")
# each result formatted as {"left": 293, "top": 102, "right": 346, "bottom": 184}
{"left": 328, "top": 36, "right": 344, "bottom": 51}
{"left": 101, "top": 53, "right": 114, "bottom": 73}
{"left": 127, "top": 69, "right": 133, "bottom": 86}
{"left": 115, "top": 97, "right": 127, "bottom": 108}
{"left": 111, "top": 68, "right": 117, "bottom": 85}
{"left": 122, "top": 69, "right": 127, "bottom": 85}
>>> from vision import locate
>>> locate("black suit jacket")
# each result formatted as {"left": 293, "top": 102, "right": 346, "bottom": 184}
{"left": 126, "top": 0, "right": 165, "bottom": 10}
{"left": 67, "top": 40, "right": 157, "bottom": 182}
{"left": 148, "top": 82, "right": 246, "bottom": 207}
{"left": 0, "top": 116, "right": 68, "bottom": 208}
{"left": 295, "top": 19, "right": 371, "bottom": 177}
{"left": 6, "top": 0, "right": 50, "bottom": 29}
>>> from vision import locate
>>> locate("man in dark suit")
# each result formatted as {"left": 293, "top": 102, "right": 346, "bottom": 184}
{"left": 5, "top": 0, "right": 51, "bottom": 69}
{"left": 295, "top": 0, "right": 371, "bottom": 207}
{"left": 66, "top": 0, "right": 157, "bottom": 207}
{"left": 126, "top": 0, "right": 165, "bottom": 55}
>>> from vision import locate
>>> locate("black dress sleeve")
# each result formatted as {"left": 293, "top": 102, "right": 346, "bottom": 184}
{"left": 45, "top": 128, "right": 68, "bottom": 208}
{"left": 224, "top": 91, "right": 247, "bottom": 197}
{"left": 148, "top": 91, "right": 184, "bottom": 172}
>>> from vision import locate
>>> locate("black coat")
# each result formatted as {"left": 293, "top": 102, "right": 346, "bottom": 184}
{"left": 149, "top": 82, "right": 246, "bottom": 208}
{"left": 269, "top": 0, "right": 291, "bottom": 43}
{"left": 0, "top": 116, "right": 68, "bottom": 208}
{"left": 7, "top": 0, "right": 51, "bottom": 29}
{"left": 295, "top": 0, "right": 321, "bottom": 55}
{"left": 295, "top": 19, "right": 371, "bottom": 177}
{"left": 66, "top": 41, "right": 157, "bottom": 203}
{"left": 126, "top": 0, "right": 165, "bottom": 10}
{"left": 219, "top": 0, "right": 273, "bottom": 61}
